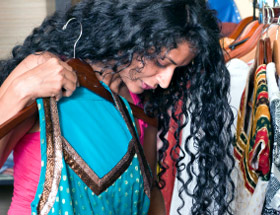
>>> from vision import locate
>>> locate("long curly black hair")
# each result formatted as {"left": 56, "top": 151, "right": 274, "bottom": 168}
{"left": 0, "top": 0, "right": 235, "bottom": 214}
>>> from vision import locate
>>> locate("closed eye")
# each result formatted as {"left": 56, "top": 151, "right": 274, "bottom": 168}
{"left": 155, "top": 60, "right": 167, "bottom": 68}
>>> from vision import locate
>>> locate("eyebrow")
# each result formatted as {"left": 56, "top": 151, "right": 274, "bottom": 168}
{"left": 165, "top": 56, "right": 178, "bottom": 65}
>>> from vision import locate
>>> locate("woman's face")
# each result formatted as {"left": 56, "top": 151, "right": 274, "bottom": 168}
{"left": 119, "top": 41, "right": 196, "bottom": 94}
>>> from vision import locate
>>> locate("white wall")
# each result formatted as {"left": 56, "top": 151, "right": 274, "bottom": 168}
{"left": 235, "top": 0, "right": 255, "bottom": 18}
{"left": 0, "top": 0, "right": 55, "bottom": 59}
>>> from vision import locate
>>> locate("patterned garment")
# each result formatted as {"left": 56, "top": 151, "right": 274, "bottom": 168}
{"left": 233, "top": 64, "right": 272, "bottom": 214}
{"left": 262, "top": 62, "right": 280, "bottom": 214}
{"left": 31, "top": 86, "right": 152, "bottom": 215}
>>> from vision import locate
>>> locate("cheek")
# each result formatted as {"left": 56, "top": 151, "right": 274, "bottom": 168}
{"left": 120, "top": 62, "right": 156, "bottom": 82}
{"left": 138, "top": 64, "right": 157, "bottom": 78}
{"left": 128, "top": 69, "right": 139, "bottom": 81}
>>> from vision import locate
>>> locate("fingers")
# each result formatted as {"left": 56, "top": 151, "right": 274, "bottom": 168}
{"left": 52, "top": 60, "right": 78, "bottom": 100}
{"left": 55, "top": 91, "right": 63, "bottom": 102}
{"left": 24, "top": 57, "right": 79, "bottom": 101}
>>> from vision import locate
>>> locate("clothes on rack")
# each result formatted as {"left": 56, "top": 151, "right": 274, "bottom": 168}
{"left": 233, "top": 64, "right": 272, "bottom": 214}
{"left": 161, "top": 3, "right": 280, "bottom": 214}
{"left": 262, "top": 62, "right": 280, "bottom": 214}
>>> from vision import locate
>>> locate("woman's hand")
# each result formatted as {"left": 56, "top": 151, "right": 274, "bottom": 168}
{"left": 0, "top": 52, "right": 78, "bottom": 124}
{"left": 1, "top": 52, "right": 78, "bottom": 102}
{"left": 17, "top": 56, "right": 78, "bottom": 101}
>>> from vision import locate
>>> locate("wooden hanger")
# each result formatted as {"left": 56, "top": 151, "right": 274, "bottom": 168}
{"left": 273, "top": 39, "right": 280, "bottom": 75}
{"left": 224, "top": 24, "right": 264, "bottom": 62}
{"left": 0, "top": 59, "right": 158, "bottom": 139}
{"left": 223, "top": 20, "right": 261, "bottom": 58}
{"left": 224, "top": 5, "right": 280, "bottom": 62}
{"left": 264, "top": 37, "right": 272, "bottom": 64}
{"left": 227, "top": 16, "right": 254, "bottom": 40}
{"left": 272, "top": 15, "right": 280, "bottom": 76}
{"left": 257, "top": 39, "right": 265, "bottom": 67}
{"left": 221, "top": 17, "right": 255, "bottom": 50}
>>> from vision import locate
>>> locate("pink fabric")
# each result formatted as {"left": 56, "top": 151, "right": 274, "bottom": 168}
{"left": 129, "top": 92, "right": 148, "bottom": 145}
{"left": 8, "top": 132, "right": 41, "bottom": 215}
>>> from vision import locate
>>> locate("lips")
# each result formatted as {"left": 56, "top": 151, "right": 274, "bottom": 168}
{"left": 142, "top": 81, "right": 155, "bottom": 90}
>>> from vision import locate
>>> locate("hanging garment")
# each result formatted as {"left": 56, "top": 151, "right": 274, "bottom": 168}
{"left": 226, "top": 58, "right": 250, "bottom": 128}
{"left": 8, "top": 91, "right": 148, "bottom": 215}
{"left": 262, "top": 62, "right": 280, "bottom": 214}
{"left": 233, "top": 64, "right": 272, "bottom": 215}
{"left": 30, "top": 84, "right": 152, "bottom": 215}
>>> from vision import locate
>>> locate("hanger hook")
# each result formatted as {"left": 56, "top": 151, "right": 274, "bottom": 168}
{"left": 269, "top": 7, "right": 274, "bottom": 23}
{"left": 62, "top": 18, "right": 83, "bottom": 59}
{"left": 263, "top": 7, "right": 270, "bottom": 38}
{"left": 264, "top": 6, "right": 274, "bottom": 38}
{"left": 267, "top": 7, "right": 271, "bottom": 25}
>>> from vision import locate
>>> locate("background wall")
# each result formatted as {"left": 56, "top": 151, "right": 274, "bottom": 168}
{"left": 235, "top": 0, "right": 255, "bottom": 19}
{"left": 0, "top": 0, "right": 55, "bottom": 59}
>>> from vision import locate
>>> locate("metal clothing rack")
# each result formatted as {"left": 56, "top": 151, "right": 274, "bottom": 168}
{"left": 254, "top": 0, "right": 258, "bottom": 20}
{"left": 257, "top": 0, "right": 280, "bottom": 24}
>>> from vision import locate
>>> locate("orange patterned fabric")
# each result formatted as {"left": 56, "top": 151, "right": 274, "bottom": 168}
{"left": 234, "top": 64, "right": 272, "bottom": 193}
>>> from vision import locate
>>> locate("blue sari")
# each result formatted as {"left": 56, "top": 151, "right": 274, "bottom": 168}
{"left": 31, "top": 85, "right": 152, "bottom": 215}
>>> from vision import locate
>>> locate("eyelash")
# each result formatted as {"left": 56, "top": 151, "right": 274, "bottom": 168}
{"left": 155, "top": 60, "right": 166, "bottom": 68}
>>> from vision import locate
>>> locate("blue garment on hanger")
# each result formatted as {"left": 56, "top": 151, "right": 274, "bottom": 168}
{"left": 31, "top": 84, "right": 152, "bottom": 215}
{"left": 208, "top": 0, "right": 241, "bottom": 23}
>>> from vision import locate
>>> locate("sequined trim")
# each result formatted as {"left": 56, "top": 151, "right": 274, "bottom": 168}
{"left": 62, "top": 136, "right": 135, "bottom": 195}
{"left": 112, "top": 93, "right": 153, "bottom": 198}
{"left": 37, "top": 98, "right": 63, "bottom": 215}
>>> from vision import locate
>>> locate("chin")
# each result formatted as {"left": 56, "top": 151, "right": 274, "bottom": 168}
{"left": 128, "top": 87, "right": 144, "bottom": 95}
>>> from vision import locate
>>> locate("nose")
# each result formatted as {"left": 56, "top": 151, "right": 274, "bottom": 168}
{"left": 156, "top": 67, "right": 175, "bottom": 89}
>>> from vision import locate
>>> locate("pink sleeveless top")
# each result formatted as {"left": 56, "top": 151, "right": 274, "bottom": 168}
{"left": 8, "top": 132, "right": 41, "bottom": 215}
{"left": 9, "top": 92, "right": 147, "bottom": 214}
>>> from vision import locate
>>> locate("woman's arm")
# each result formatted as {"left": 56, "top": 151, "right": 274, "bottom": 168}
{"left": 0, "top": 53, "right": 78, "bottom": 166}
{"left": 143, "top": 125, "right": 166, "bottom": 215}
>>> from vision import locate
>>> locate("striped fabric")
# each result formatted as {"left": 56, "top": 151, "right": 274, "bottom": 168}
{"left": 234, "top": 64, "right": 272, "bottom": 193}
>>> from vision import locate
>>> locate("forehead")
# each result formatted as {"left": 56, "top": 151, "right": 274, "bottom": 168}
{"left": 164, "top": 41, "right": 196, "bottom": 66}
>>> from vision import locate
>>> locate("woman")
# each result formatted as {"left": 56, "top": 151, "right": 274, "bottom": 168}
{"left": 0, "top": 0, "right": 234, "bottom": 214}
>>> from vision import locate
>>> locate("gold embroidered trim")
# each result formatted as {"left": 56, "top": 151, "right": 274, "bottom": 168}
{"left": 37, "top": 98, "right": 63, "bottom": 215}
{"left": 112, "top": 93, "right": 153, "bottom": 198}
{"left": 63, "top": 137, "right": 135, "bottom": 195}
